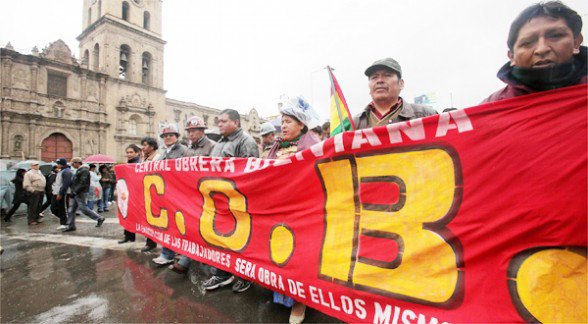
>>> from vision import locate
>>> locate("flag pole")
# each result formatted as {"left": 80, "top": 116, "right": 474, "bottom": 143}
{"left": 327, "top": 66, "right": 345, "bottom": 132}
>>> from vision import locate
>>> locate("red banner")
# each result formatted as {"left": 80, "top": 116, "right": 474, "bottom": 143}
{"left": 115, "top": 85, "right": 587, "bottom": 323}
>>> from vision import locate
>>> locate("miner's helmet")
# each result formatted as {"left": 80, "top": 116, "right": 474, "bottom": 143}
{"left": 260, "top": 122, "right": 275, "bottom": 136}
{"left": 160, "top": 123, "right": 180, "bottom": 138}
{"left": 185, "top": 116, "right": 207, "bottom": 130}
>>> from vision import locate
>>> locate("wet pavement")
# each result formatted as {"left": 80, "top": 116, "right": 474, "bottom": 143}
{"left": 0, "top": 204, "right": 340, "bottom": 323}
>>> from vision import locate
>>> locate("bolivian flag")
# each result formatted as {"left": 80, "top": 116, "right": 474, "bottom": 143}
{"left": 328, "top": 66, "right": 355, "bottom": 136}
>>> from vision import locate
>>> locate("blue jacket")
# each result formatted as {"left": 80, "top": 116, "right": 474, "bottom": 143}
{"left": 58, "top": 166, "right": 73, "bottom": 197}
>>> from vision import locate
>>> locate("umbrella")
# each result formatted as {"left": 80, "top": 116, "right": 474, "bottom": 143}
{"left": 84, "top": 154, "right": 115, "bottom": 164}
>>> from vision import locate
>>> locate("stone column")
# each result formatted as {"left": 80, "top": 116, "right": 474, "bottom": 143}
{"left": 102, "top": 43, "right": 109, "bottom": 74}
{"left": 99, "top": 125, "right": 106, "bottom": 154}
{"left": 28, "top": 118, "right": 38, "bottom": 159}
{"left": 2, "top": 57, "right": 13, "bottom": 98}
{"left": 29, "top": 62, "right": 39, "bottom": 115}
{"left": 98, "top": 77, "right": 106, "bottom": 111}
{"left": 81, "top": 73, "right": 87, "bottom": 102}
{"left": 147, "top": 104, "right": 155, "bottom": 136}
{"left": 80, "top": 73, "right": 88, "bottom": 120}
{"left": 79, "top": 124, "right": 86, "bottom": 158}
{"left": 30, "top": 62, "right": 38, "bottom": 100}
{"left": 0, "top": 116, "right": 11, "bottom": 158}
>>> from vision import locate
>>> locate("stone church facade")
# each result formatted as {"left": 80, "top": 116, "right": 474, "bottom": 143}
{"left": 0, "top": 0, "right": 261, "bottom": 163}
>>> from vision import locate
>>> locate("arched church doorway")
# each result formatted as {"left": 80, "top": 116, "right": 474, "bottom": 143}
{"left": 41, "top": 133, "right": 73, "bottom": 162}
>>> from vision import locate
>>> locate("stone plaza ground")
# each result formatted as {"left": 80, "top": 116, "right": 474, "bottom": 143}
{"left": 0, "top": 204, "right": 339, "bottom": 323}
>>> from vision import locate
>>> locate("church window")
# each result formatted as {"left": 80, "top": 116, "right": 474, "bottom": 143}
{"left": 47, "top": 72, "right": 67, "bottom": 97}
{"left": 83, "top": 50, "right": 89, "bottom": 67}
{"left": 129, "top": 119, "right": 137, "bottom": 135}
{"left": 144, "top": 11, "right": 150, "bottom": 30}
{"left": 129, "top": 115, "right": 142, "bottom": 135}
{"left": 122, "top": 1, "right": 129, "bottom": 21}
{"left": 142, "top": 52, "right": 151, "bottom": 85}
{"left": 93, "top": 43, "right": 100, "bottom": 70}
{"left": 119, "top": 44, "right": 131, "bottom": 80}
{"left": 88, "top": 8, "right": 92, "bottom": 26}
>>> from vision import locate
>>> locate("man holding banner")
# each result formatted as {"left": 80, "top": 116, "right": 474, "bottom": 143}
{"left": 115, "top": 2, "right": 586, "bottom": 322}
{"left": 152, "top": 124, "right": 192, "bottom": 265}
{"left": 353, "top": 58, "right": 436, "bottom": 130}
{"left": 483, "top": 1, "right": 586, "bottom": 103}
{"left": 203, "top": 109, "right": 259, "bottom": 293}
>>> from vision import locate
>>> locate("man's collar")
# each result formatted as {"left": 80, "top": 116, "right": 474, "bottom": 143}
{"left": 366, "top": 97, "right": 413, "bottom": 119}
{"left": 193, "top": 136, "right": 207, "bottom": 147}
{"left": 221, "top": 128, "right": 243, "bottom": 142}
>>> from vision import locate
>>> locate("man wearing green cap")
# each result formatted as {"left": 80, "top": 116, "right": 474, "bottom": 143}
{"left": 354, "top": 57, "right": 437, "bottom": 129}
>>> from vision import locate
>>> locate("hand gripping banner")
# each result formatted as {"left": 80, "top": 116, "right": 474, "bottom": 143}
{"left": 115, "top": 85, "right": 587, "bottom": 323}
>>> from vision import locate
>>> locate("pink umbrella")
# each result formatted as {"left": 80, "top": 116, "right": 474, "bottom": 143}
{"left": 84, "top": 154, "right": 116, "bottom": 164}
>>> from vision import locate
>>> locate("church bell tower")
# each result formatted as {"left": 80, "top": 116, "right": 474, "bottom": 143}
{"left": 77, "top": 0, "right": 165, "bottom": 87}
{"left": 76, "top": 0, "right": 167, "bottom": 161}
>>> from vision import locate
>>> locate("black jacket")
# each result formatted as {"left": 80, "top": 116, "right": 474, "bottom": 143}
{"left": 12, "top": 174, "right": 25, "bottom": 202}
{"left": 59, "top": 166, "right": 73, "bottom": 197}
{"left": 45, "top": 171, "right": 57, "bottom": 194}
{"left": 71, "top": 167, "right": 91, "bottom": 195}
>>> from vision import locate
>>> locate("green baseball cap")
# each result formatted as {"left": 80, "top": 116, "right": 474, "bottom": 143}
{"left": 364, "top": 57, "right": 402, "bottom": 78}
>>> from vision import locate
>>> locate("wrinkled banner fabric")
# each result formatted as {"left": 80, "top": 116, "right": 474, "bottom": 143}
{"left": 115, "top": 85, "right": 587, "bottom": 323}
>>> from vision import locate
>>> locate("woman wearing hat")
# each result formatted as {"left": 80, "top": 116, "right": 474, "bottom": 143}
{"left": 266, "top": 96, "right": 319, "bottom": 324}
{"left": 266, "top": 97, "right": 319, "bottom": 160}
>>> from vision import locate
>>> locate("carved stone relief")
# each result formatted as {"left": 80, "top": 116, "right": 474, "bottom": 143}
{"left": 87, "top": 84, "right": 98, "bottom": 102}
{"left": 41, "top": 40, "right": 75, "bottom": 65}
{"left": 13, "top": 135, "right": 23, "bottom": 152}
{"left": 12, "top": 68, "right": 29, "bottom": 89}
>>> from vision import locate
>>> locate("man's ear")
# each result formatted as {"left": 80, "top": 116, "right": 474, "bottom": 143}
{"left": 573, "top": 34, "right": 583, "bottom": 54}
{"left": 399, "top": 79, "right": 405, "bottom": 91}
{"left": 508, "top": 50, "right": 515, "bottom": 66}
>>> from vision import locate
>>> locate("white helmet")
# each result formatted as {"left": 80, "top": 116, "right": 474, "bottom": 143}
{"left": 260, "top": 122, "right": 275, "bottom": 136}
{"left": 160, "top": 123, "right": 180, "bottom": 138}
{"left": 185, "top": 116, "right": 207, "bottom": 130}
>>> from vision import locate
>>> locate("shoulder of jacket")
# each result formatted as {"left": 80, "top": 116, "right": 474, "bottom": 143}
{"left": 239, "top": 132, "right": 256, "bottom": 143}
{"left": 405, "top": 102, "right": 438, "bottom": 116}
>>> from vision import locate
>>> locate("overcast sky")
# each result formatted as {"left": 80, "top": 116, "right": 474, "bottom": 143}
{"left": 1, "top": 0, "right": 587, "bottom": 121}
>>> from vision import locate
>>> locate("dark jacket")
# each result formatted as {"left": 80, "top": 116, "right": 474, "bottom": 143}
{"left": 58, "top": 166, "right": 73, "bottom": 197}
{"left": 482, "top": 46, "right": 587, "bottom": 103}
{"left": 210, "top": 128, "right": 259, "bottom": 158}
{"left": 353, "top": 100, "right": 437, "bottom": 130}
{"left": 45, "top": 171, "right": 57, "bottom": 195}
{"left": 11, "top": 174, "right": 25, "bottom": 203}
{"left": 190, "top": 136, "right": 215, "bottom": 156}
{"left": 128, "top": 156, "right": 141, "bottom": 164}
{"left": 71, "top": 166, "right": 91, "bottom": 195}
{"left": 161, "top": 143, "right": 191, "bottom": 160}
{"left": 266, "top": 132, "right": 318, "bottom": 159}
{"left": 99, "top": 170, "right": 114, "bottom": 188}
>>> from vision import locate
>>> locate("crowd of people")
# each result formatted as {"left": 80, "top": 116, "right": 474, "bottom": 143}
{"left": 2, "top": 157, "right": 113, "bottom": 230}
{"left": 123, "top": 2, "right": 588, "bottom": 321}
{"left": 1, "top": 1, "right": 586, "bottom": 323}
